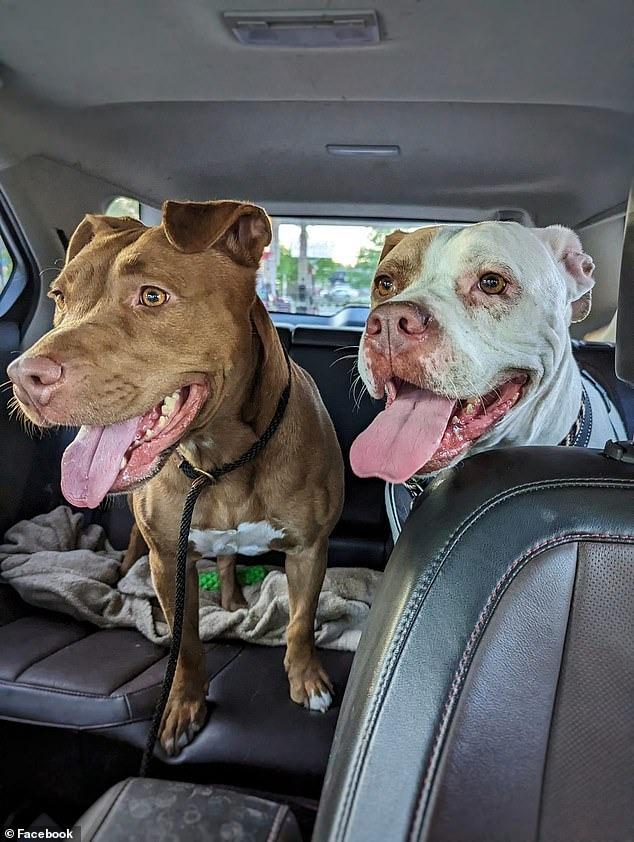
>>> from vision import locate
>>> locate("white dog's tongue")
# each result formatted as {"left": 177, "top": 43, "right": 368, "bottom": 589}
{"left": 61, "top": 418, "right": 141, "bottom": 508}
{"left": 350, "top": 385, "right": 456, "bottom": 482}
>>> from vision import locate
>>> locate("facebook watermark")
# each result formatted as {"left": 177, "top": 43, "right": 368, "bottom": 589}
{"left": 4, "top": 829, "right": 80, "bottom": 840}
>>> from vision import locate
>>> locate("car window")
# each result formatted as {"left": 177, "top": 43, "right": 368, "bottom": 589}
{"left": 106, "top": 196, "right": 141, "bottom": 219}
{"left": 0, "top": 234, "right": 14, "bottom": 296}
{"left": 259, "top": 218, "right": 430, "bottom": 315}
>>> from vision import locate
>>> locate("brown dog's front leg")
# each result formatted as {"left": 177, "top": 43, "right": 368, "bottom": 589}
{"left": 217, "top": 554, "right": 248, "bottom": 611}
{"left": 284, "top": 539, "right": 333, "bottom": 712}
{"left": 148, "top": 547, "right": 208, "bottom": 755}
{"left": 119, "top": 521, "right": 149, "bottom": 576}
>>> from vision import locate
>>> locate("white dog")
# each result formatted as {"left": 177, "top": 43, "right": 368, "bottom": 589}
{"left": 350, "top": 222, "right": 626, "bottom": 536}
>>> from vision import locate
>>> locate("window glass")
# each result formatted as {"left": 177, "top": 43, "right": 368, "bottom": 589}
{"left": 0, "top": 234, "right": 14, "bottom": 296}
{"left": 258, "top": 218, "right": 427, "bottom": 315}
{"left": 105, "top": 196, "right": 141, "bottom": 219}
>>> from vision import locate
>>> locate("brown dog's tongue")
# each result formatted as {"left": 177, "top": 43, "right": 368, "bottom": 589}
{"left": 61, "top": 418, "right": 141, "bottom": 509}
{"left": 350, "top": 385, "right": 456, "bottom": 482}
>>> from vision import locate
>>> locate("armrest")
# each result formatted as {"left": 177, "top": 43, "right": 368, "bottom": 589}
{"left": 79, "top": 777, "right": 301, "bottom": 842}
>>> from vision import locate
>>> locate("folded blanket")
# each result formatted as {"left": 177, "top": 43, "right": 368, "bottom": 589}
{"left": 0, "top": 506, "right": 380, "bottom": 651}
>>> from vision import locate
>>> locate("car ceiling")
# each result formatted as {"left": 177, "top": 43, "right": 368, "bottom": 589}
{"left": 0, "top": 0, "right": 632, "bottom": 224}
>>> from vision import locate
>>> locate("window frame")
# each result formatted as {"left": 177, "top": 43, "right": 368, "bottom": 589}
{"left": 0, "top": 188, "right": 30, "bottom": 319}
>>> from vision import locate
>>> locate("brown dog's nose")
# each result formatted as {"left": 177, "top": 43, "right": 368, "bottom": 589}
{"left": 366, "top": 302, "right": 431, "bottom": 339}
{"left": 7, "top": 355, "right": 63, "bottom": 407}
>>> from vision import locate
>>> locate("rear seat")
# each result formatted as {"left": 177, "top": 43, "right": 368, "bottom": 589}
{"left": 288, "top": 326, "right": 388, "bottom": 568}
{"left": 0, "top": 329, "right": 629, "bottom": 804}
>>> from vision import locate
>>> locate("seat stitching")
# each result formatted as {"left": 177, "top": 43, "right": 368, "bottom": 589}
{"left": 0, "top": 710, "right": 161, "bottom": 730}
{"left": 334, "top": 477, "right": 633, "bottom": 841}
{"left": 201, "top": 645, "right": 245, "bottom": 693}
{"left": 534, "top": 548, "right": 581, "bottom": 841}
{"left": 336, "top": 479, "right": 630, "bottom": 838}
{"left": 111, "top": 644, "right": 244, "bottom": 698}
{"left": 408, "top": 533, "right": 634, "bottom": 840}
{"left": 12, "top": 630, "right": 92, "bottom": 681}
{"left": 1, "top": 649, "right": 245, "bottom": 701}
{"left": 108, "top": 654, "right": 169, "bottom": 696}
{"left": 0, "top": 677, "right": 114, "bottom": 699}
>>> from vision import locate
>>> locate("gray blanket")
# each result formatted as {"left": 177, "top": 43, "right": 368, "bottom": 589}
{"left": 0, "top": 506, "right": 380, "bottom": 651}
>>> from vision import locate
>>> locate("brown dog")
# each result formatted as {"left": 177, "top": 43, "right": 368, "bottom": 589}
{"left": 7, "top": 200, "right": 344, "bottom": 755}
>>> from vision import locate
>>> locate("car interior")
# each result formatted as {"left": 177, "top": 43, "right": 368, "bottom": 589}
{"left": 0, "top": 2, "right": 632, "bottom": 840}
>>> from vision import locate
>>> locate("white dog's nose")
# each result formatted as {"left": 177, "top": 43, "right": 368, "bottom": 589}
{"left": 366, "top": 302, "right": 431, "bottom": 341}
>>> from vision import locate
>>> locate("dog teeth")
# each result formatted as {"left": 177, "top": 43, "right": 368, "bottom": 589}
{"left": 465, "top": 402, "right": 476, "bottom": 414}
{"left": 161, "top": 392, "right": 178, "bottom": 412}
{"left": 157, "top": 415, "right": 167, "bottom": 428}
{"left": 144, "top": 428, "right": 156, "bottom": 440}
{"left": 119, "top": 456, "right": 128, "bottom": 470}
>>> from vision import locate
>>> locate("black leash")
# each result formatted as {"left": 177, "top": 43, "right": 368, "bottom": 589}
{"left": 139, "top": 349, "right": 291, "bottom": 776}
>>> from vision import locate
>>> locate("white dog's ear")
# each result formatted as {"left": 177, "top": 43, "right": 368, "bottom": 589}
{"left": 379, "top": 230, "right": 407, "bottom": 262}
{"left": 534, "top": 225, "right": 595, "bottom": 323}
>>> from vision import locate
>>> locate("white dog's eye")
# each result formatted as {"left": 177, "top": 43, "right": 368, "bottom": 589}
{"left": 478, "top": 273, "right": 507, "bottom": 295}
{"left": 375, "top": 275, "right": 394, "bottom": 296}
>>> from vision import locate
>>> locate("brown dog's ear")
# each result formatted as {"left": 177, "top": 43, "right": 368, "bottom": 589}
{"left": 162, "top": 200, "right": 272, "bottom": 266}
{"left": 379, "top": 229, "right": 407, "bottom": 262}
{"left": 65, "top": 214, "right": 144, "bottom": 265}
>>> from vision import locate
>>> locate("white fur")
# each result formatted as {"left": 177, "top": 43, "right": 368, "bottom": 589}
{"left": 189, "top": 522, "right": 284, "bottom": 557}
{"left": 359, "top": 222, "right": 590, "bottom": 460}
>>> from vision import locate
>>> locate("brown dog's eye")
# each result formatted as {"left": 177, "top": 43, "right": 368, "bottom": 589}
{"left": 375, "top": 275, "right": 394, "bottom": 296}
{"left": 478, "top": 273, "right": 507, "bottom": 295}
{"left": 140, "top": 286, "right": 169, "bottom": 307}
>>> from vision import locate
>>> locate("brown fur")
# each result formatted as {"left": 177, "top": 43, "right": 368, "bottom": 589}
{"left": 371, "top": 226, "right": 441, "bottom": 306}
{"left": 8, "top": 200, "right": 344, "bottom": 755}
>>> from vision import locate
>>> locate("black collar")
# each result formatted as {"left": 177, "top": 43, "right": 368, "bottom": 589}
{"left": 179, "top": 347, "right": 292, "bottom": 484}
{"left": 559, "top": 385, "right": 592, "bottom": 447}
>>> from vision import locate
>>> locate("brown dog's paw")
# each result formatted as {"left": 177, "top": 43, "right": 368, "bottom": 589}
{"left": 287, "top": 658, "right": 334, "bottom": 713}
{"left": 159, "top": 694, "right": 207, "bottom": 756}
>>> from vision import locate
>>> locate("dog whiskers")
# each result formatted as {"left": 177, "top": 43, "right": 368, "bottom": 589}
{"left": 350, "top": 372, "right": 368, "bottom": 412}
{"left": 7, "top": 396, "right": 44, "bottom": 439}
{"left": 330, "top": 353, "right": 359, "bottom": 368}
